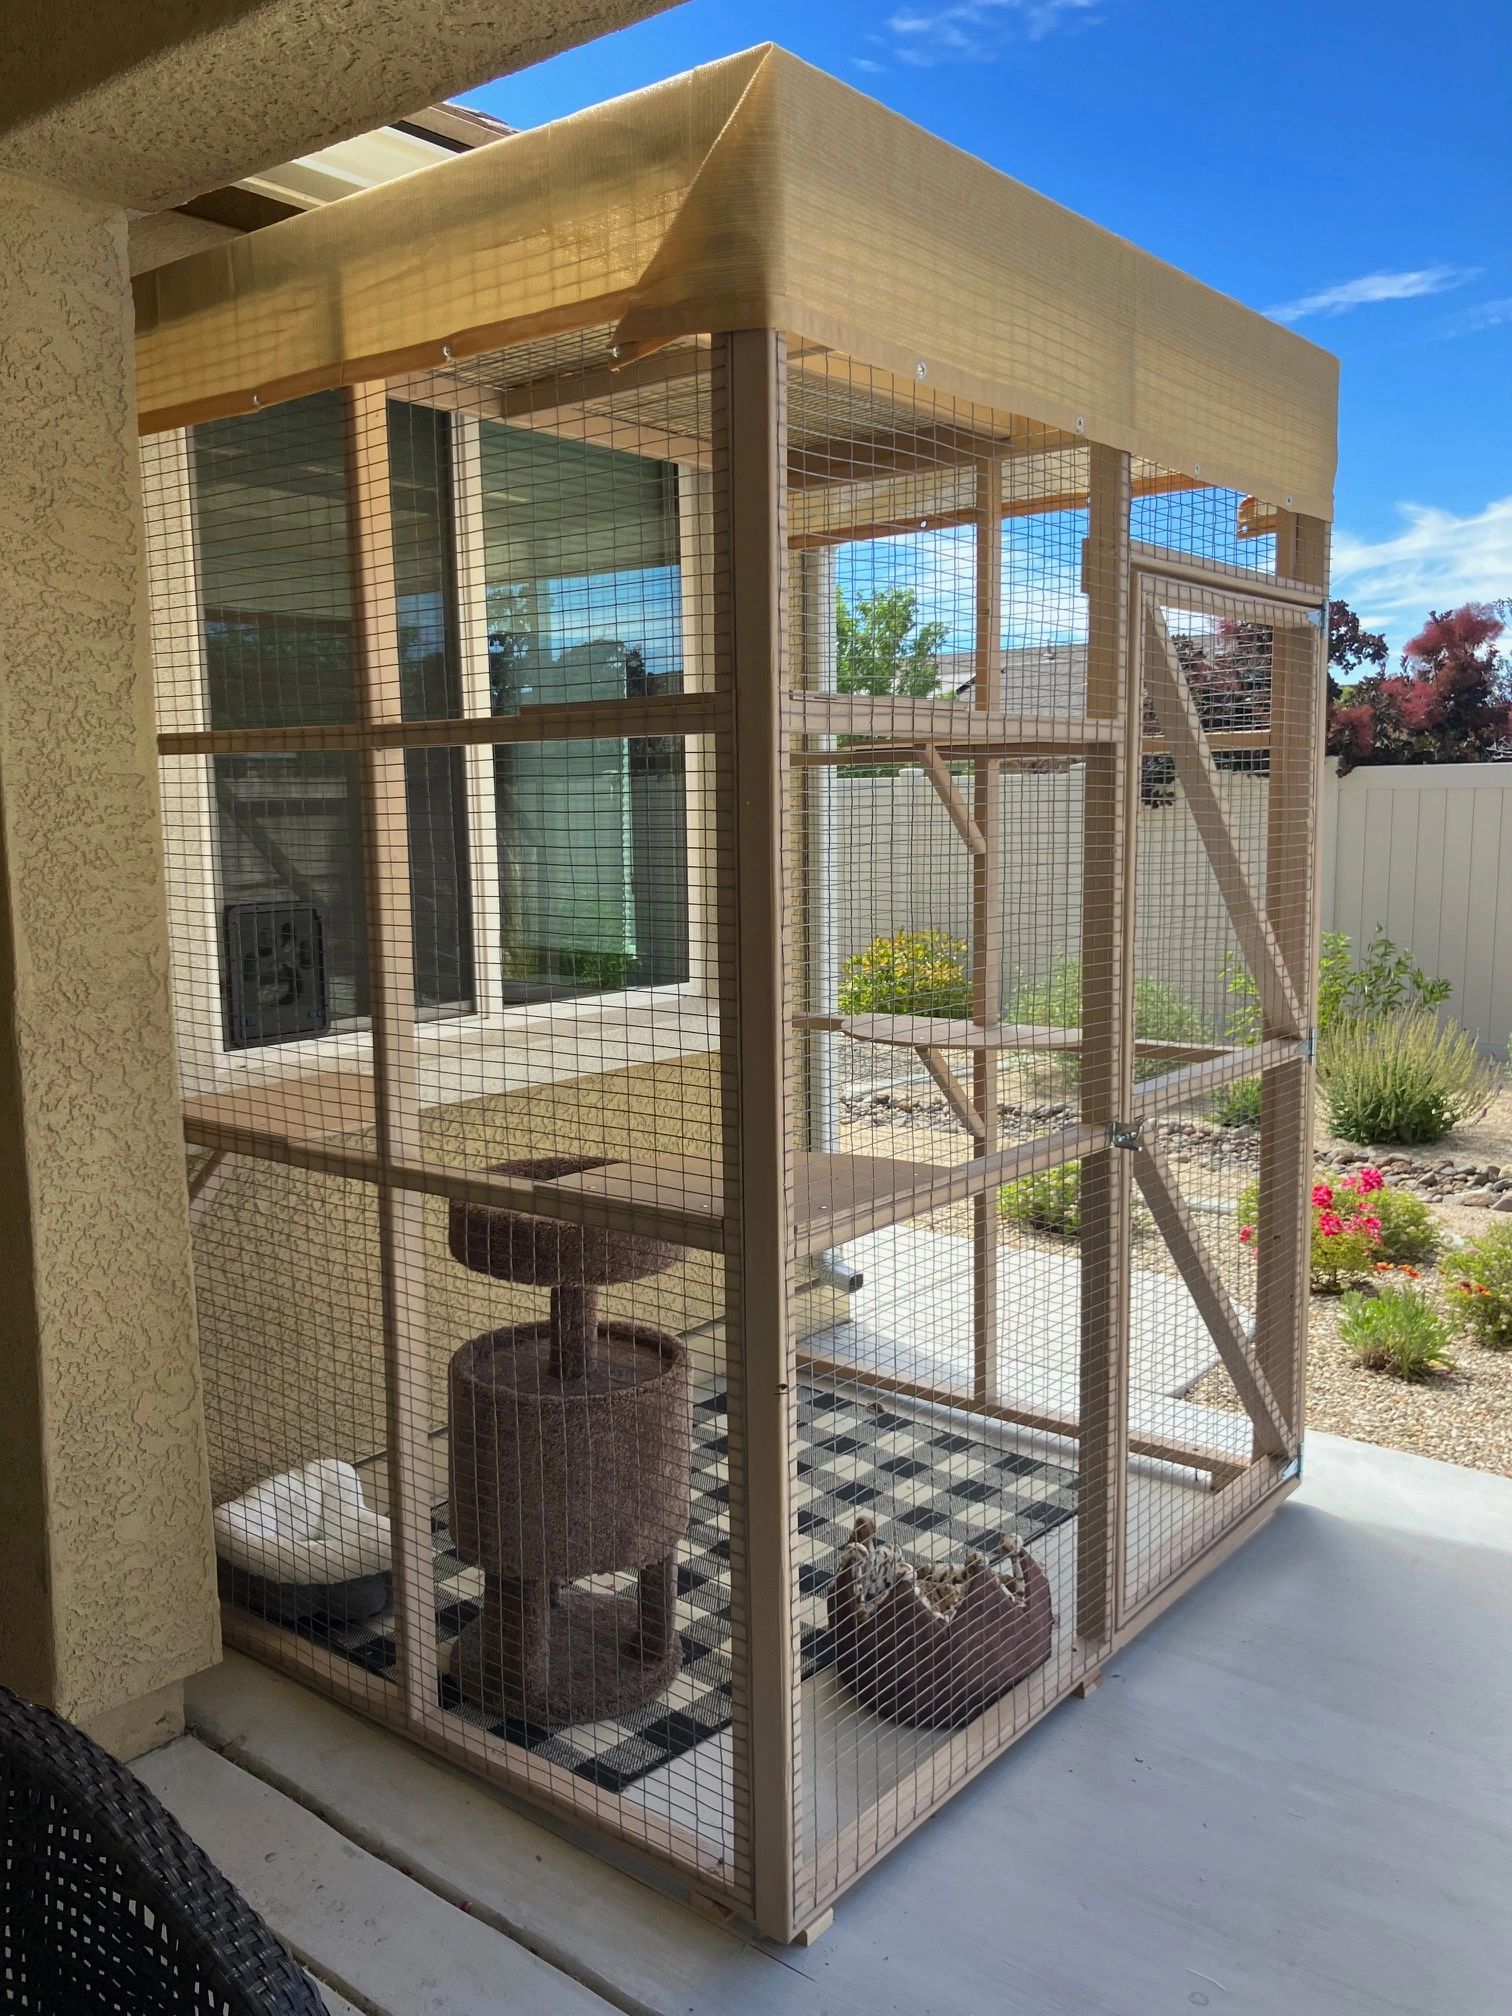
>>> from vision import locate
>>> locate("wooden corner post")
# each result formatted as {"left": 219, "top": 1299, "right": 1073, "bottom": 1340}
{"left": 1254, "top": 511, "right": 1329, "bottom": 1442}
{"left": 971, "top": 457, "right": 1004, "bottom": 1403}
{"left": 342, "top": 382, "right": 439, "bottom": 1721}
{"left": 716, "top": 331, "right": 797, "bottom": 1940}
{"left": 1076, "top": 445, "right": 1135, "bottom": 1645}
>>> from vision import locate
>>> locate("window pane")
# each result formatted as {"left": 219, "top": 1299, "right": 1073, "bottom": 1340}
{"left": 480, "top": 425, "right": 690, "bottom": 1000}
{"left": 194, "top": 391, "right": 474, "bottom": 1041}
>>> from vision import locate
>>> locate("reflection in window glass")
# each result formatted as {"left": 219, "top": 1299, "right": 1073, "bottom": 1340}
{"left": 193, "top": 392, "right": 474, "bottom": 1041}
{"left": 481, "top": 425, "right": 690, "bottom": 1000}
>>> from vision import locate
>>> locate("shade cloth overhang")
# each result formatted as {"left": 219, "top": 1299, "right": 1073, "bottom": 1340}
{"left": 133, "top": 44, "right": 1338, "bottom": 521}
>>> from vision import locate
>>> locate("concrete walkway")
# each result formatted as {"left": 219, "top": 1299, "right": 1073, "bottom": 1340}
{"left": 140, "top": 1432, "right": 1512, "bottom": 2016}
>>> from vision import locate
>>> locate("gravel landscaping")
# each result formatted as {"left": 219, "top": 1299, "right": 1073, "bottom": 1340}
{"left": 838, "top": 1067, "right": 1512, "bottom": 1480}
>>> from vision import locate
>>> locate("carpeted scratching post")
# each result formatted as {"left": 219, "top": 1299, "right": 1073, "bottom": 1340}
{"left": 446, "top": 1157, "right": 689, "bottom": 1726}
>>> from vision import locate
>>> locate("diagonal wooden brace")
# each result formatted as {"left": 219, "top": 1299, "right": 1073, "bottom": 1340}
{"left": 917, "top": 1044, "right": 987, "bottom": 1141}
{"left": 1132, "top": 1145, "right": 1295, "bottom": 1461}
{"left": 919, "top": 742, "right": 986, "bottom": 857}
{"left": 1142, "top": 601, "right": 1304, "bottom": 1036}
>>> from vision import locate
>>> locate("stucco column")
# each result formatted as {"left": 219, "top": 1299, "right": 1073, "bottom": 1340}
{"left": 0, "top": 169, "right": 218, "bottom": 1752}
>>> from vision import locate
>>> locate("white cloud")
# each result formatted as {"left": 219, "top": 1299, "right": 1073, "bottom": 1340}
{"left": 1264, "top": 266, "right": 1476, "bottom": 326}
{"left": 1440, "top": 296, "right": 1512, "bottom": 339}
{"left": 1333, "top": 497, "right": 1512, "bottom": 644}
{"left": 885, "top": 0, "right": 1104, "bottom": 66}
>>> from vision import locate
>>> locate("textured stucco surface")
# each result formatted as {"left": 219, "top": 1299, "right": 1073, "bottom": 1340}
{"left": 129, "top": 208, "right": 241, "bottom": 277}
{"left": 195, "top": 1056, "right": 727, "bottom": 1500}
{"left": 0, "top": 0, "right": 682, "bottom": 211}
{"left": 0, "top": 171, "right": 219, "bottom": 1719}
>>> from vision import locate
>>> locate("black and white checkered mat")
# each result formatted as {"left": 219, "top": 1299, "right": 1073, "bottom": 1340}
{"left": 304, "top": 1386, "right": 1076, "bottom": 1794}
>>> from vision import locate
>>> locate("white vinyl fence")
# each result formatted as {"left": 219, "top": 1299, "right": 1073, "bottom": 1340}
{"left": 825, "top": 762, "right": 1512, "bottom": 1058}
{"left": 1321, "top": 762, "right": 1512, "bottom": 1059}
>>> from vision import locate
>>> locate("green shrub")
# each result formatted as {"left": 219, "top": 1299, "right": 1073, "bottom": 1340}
{"left": 838, "top": 929, "right": 970, "bottom": 1019}
{"left": 1006, "top": 957, "right": 1208, "bottom": 1084}
{"left": 1216, "top": 928, "right": 1454, "bottom": 1128}
{"left": 1222, "top": 927, "right": 1451, "bottom": 1050}
{"left": 1000, "top": 1162, "right": 1082, "bottom": 1237}
{"left": 1319, "top": 1011, "right": 1499, "bottom": 1146}
{"left": 1238, "top": 1167, "right": 1388, "bottom": 1294}
{"left": 1449, "top": 1223, "right": 1512, "bottom": 1349}
{"left": 1369, "top": 1185, "right": 1443, "bottom": 1267}
{"left": 1338, "top": 1281, "right": 1455, "bottom": 1380}
{"left": 1209, "top": 1075, "right": 1263, "bottom": 1128}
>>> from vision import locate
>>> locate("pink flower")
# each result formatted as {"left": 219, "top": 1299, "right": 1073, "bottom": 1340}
{"left": 1357, "top": 1167, "right": 1384, "bottom": 1194}
{"left": 1311, "top": 1183, "right": 1334, "bottom": 1208}
{"left": 1359, "top": 1215, "right": 1381, "bottom": 1235}
{"left": 1316, "top": 1211, "right": 1346, "bottom": 1238}
{"left": 1238, "top": 1224, "right": 1255, "bottom": 1246}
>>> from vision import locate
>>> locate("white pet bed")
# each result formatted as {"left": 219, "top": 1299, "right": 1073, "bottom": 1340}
{"left": 214, "top": 1459, "right": 392, "bottom": 1626}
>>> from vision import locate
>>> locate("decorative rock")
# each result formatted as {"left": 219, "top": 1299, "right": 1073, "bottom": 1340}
{"left": 1462, "top": 1189, "right": 1494, "bottom": 1208}
{"left": 1497, "top": 1194, "right": 1512, "bottom": 1213}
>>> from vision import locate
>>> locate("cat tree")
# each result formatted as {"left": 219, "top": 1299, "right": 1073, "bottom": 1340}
{"left": 445, "top": 1157, "right": 690, "bottom": 1726}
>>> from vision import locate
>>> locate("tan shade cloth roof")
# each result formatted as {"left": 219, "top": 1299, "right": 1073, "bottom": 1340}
{"left": 134, "top": 44, "right": 1338, "bottom": 519}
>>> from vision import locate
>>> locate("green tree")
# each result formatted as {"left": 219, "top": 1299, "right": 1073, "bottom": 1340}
{"left": 836, "top": 586, "right": 948, "bottom": 699}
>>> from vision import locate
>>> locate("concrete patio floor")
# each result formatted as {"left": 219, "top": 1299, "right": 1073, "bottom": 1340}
{"left": 139, "top": 1430, "right": 1512, "bottom": 2016}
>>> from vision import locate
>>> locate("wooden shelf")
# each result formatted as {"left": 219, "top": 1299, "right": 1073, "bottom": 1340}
{"left": 184, "top": 1072, "right": 375, "bottom": 1150}
{"left": 547, "top": 1132, "right": 1101, "bottom": 1256}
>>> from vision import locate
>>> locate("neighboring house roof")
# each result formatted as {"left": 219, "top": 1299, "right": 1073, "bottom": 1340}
{"left": 238, "top": 102, "right": 513, "bottom": 212}
{"left": 129, "top": 101, "right": 512, "bottom": 276}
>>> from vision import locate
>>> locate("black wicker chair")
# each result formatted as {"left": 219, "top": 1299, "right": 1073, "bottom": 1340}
{"left": 0, "top": 1685, "right": 328, "bottom": 2013}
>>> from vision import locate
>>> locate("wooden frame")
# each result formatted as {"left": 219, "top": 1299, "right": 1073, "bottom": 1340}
{"left": 342, "top": 383, "right": 439, "bottom": 1729}
{"left": 718, "top": 329, "right": 797, "bottom": 1939}
{"left": 155, "top": 325, "right": 1324, "bottom": 1949}
{"left": 1076, "top": 444, "right": 1136, "bottom": 1646}
{"left": 970, "top": 456, "right": 1005, "bottom": 1405}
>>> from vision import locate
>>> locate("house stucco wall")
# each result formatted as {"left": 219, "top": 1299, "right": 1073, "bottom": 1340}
{"left": 0, "top": 169, "right": 219, "bottom": 1727}
{"left": 0, "top": 0, "right": 683, "bottom": 1755}
{"left": 1, "top": 0, "right": 680, "bottom": 211}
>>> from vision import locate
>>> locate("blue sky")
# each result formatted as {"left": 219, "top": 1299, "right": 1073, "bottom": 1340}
{"left": 462, "top": 0, "right": 1511, "bottom": 657}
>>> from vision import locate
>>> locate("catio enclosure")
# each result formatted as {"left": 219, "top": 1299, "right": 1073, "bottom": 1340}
{"left": 136, "top": 48, "right": 1337, "bottom": 1941}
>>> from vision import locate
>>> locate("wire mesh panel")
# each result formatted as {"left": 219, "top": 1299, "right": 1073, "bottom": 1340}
{"left": 145, "top": 334, "right": 759, "bottom": 1904}
{"left": 1119, "top": 531, "right": 1324, "bottom": 1612}
{"left": 783, "top": 353, "right": 1122, "bottom": 1914}
{"left": 777, "top": 360, "right": 1324, "bottom": 1923}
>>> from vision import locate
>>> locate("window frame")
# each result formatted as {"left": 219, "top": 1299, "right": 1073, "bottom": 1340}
{"left": 148, "top": 416, "right": 717, "bottom": 1103}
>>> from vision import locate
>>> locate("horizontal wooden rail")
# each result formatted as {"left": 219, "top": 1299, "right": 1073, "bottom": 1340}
{"left": 1131, "top": 1037, "right": 1307, "bottom": 1112}
{"left": 784, "top": 694, "right": 1117, "bottom": 749}
{"left": 793, "top": 1123, "right": 1107, "bottom": 1253}
{"left": 158, "top": 691, "right": 720, "bottom": 758}
{"left": 1130, "top": 540, "right": 1325, "bottom": 610}
{"left": 796, "top": 1349, "right": 1248, "bottom": 1489}
{"left": 180, "top": 1113, "right": 728, "bottom": 1250}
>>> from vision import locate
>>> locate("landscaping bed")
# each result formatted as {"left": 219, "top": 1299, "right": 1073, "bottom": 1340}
{"left": 840, "top": 1076, "right": 1512, "bottom": 1480}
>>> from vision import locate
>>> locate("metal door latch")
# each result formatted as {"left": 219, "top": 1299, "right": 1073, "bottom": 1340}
{"left": 1107, "top": 1118, "right": 1145, "bottom": 1151}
